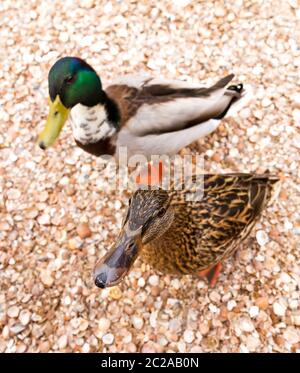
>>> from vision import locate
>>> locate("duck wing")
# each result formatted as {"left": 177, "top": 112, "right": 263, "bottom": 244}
{"left": 174, "top": 174, "right": 278, "bottom": 260}
{"left": 106, "top": 74, "right": 246, "bottom": 136}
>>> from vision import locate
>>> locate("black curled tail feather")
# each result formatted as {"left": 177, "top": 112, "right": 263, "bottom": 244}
{"left": 213, "top": 83, "right": 245, "bottom": 120}
{"left": 227, "top": 83, "right": 244, "bottom": 93}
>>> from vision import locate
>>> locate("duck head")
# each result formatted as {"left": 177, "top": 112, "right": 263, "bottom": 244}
{"left": 94, "top": 188, "right": 174, "bottom": 288}
{"left": 38, "top": 57, "right": 104, "bottom": 149}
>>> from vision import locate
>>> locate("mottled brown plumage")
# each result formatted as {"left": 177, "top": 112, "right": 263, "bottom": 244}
{"left": 94, "top": 173, "right": 279, "bottom": 288}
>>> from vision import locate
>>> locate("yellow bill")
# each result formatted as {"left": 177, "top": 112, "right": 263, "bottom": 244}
{"left": 38, "top": 95, "right": 70, "bottom": 149}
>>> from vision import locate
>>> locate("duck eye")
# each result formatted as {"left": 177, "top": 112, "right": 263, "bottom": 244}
{"left": 65, "top": 75, "right": 76, "bottom": 84}
{"left": 157, "top": 208, "right": 166, "bottom": 218}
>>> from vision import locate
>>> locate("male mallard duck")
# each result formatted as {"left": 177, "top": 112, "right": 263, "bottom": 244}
{"left": 94, "top": 173, "right": 279, "bottom": 288}
{"left": 38, "top": 57, "right": 249, "bottom": 158}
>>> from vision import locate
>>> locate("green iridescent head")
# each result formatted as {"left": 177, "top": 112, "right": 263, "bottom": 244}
{"left": 38, "top": 57, "right": 104, "bottom": 149}
{"left": 48, "top": 57, "right": 103, "bottom": 108}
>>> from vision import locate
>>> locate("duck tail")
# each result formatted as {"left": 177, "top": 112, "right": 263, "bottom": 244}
{"left": 213, "top": 82, "right": 254, "bottom": 120}
{"left": 251, "top": 173, "right": 281, "bottom": 211}
{"left": 264, "top": 173, "right": 281, "bottom": 205}
{"left": 254, "top": 172, "right": 280, "bottom": 188}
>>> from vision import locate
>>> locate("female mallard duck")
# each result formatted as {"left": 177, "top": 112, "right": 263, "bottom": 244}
{"left": 94, "top": 173, "right": 278, "bottom": 288}
{"left": 38, "top": 57, "right": 249, "bottom": 158}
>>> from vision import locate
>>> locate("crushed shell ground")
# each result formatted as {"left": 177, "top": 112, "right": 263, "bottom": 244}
{"left": 0, "top": 0, "right": 299, "bottom": 352}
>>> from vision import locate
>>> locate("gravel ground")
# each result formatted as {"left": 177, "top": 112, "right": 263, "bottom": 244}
{"left": 0, "top": 0, "right": 299, "bottom": 353}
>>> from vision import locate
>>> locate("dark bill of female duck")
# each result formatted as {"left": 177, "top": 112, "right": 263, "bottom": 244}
{"left": 94, "top": 230, "right": 141, "bottom": 289}
{"left": 38, "top": 57, "right": 104, "bottom": 149}
{"left": 94, "top": 189, "right": 172, "bottom": 288}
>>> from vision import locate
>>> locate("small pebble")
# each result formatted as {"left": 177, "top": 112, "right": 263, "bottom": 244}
{"left": 169, "top": 318, "right": 182, "bottom": 332}
{"left": 10, "top": 324, "right": 25, "bottom": 335}
{"left": 215, "top": 6, "right": 226, "bottom": 17}
{"left": 238, "top": 317, "right": 255, "bottom": 333}
{"left": 38, "top": 191, "right": 49, "bottom": 202}
{"left": 59, "top": 176, "right": 69, "bottom": 186}
{"left": 227, "top": 300, "right": 237, "bottom": 311}
{"left": 273, "top": 301, "right": 286, "bottom": 317}
{"left": 102, "top": 333, "right": 114, "bottom": 345}
{"left": 58, "top": 335, "right": 68, "bottom": 350}
{"left": 79, "top": 319, "right": 89, "bottom": 331}
{"left": 114, "top": 200, "right": 122, "bottom": 210}
{"left": 16, "top": 343, "right": 27, "bottom": 353}
{"left": 126, "top": 343, "right": 137, "bottom": 353}
{"left": 199, "top": 322, "right": 209, "bottom": 335}
{"left": 177, "top": 342, "right": 186, "bottom": 353}
{"left": 68, "top": 238, "right": 81, "bottom": 250}
{"left": 291, "top": 312, "right": 300, "bottom": 326}
{"left": 39, "top": 341, "right": 50, "bottom": 353}
{"left": 190, "top": 346, "right": 202, "bottom": 353}
{"left": 122, "top": 331, "right": 132, "bottom": 344}
{"left": 151, "top": 286, "right": 160, "bottom": 297}
{"left": 76, "top": 223, "right": 92, "bottom": 239}
{"left": 59, "top": 32, "right": 69, "bottom": 43}
{"left": 170, "top": 278, "right": 181, "bottom": 289}
{"left": 37, "top": 214, "right": 50, "bottom": 225}
{"left": 255, "top": 297, "right": 269, "bottom": 310}
{"left": 291, "top": 92, "right": 300, "bottom": 108}
{"left": 210, "top": 291, "right": 221, "bottom": 303}
{"left": 109, "top": 286, "right": 122, "bottom": 300}
{"left": 82, "top": 343, "right": 90, "bottom": 353}
{"left": 245, "top": 335, "right": 261, "bottom": 351}
{"left": 292, "top": 109, "right": 300, "bottom": 122}
{"left": 284, "top": 220, "right": 293, "bottom": 231}
{"left": 2, "top": 326, "right": 9, "bottom": 339}
{"left": 256, "top": 230, "right": 269, "bottom": 246}
{"left": 209, "top": 304, "right": 218, "bottom": 313}
{"left": 249, "top": 306, "right": 259, "bottom": 318}
{"left": 19, "top": 310, "right": 31, "bottom": 326}
{"left": 240, "top": 344, "right": 249, "bottom": 353}
{"left": 7, "top": 188, "right": 21, "bottom": 200}
{"left": 212, "top": 152, "right": 221, "bottom": 162}
{"left": 7, "top": 306, "right": 19, "bottom": 318}
{"left": 283, "top": 328, "right": 299, "bottom": 345}
{"left": 132, "top": 316, "right": 144, "bottom": 330}
{"left": 98, "top": 318, "right": 111, "bottom": 333}
{"left": 40, "top": 270, "right": 54, "bottom": 287}
{"left": 64, "top": 296, "right": 71, "bottom": 306}
{"left": 138, "top": 277, "right": 145, "bottom": 287}
{"left": 148, "top": 275, "right": 159, "bottom": 286}
{"left": 141, "top": 342, "right": 157, "bottom": 353}
{"left": 261, "top": 97, "right": 272, "bottom": 107}
{"left": 183, "top": 330, "right": 195, "bottom": 344}
{"left": 149, "top": 312, "right": 157, "bottom": 328}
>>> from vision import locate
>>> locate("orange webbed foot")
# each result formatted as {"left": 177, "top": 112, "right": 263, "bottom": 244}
{"left": 135, "top": 161, "right": 164, "bottom": 186}
{"left": 198, "top": 262, "right": 223, "bottom": 288}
